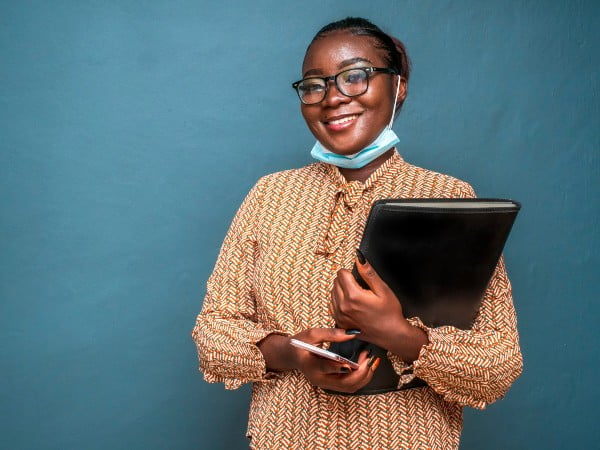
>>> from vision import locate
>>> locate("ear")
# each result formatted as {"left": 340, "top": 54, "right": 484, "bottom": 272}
{"left": 394, "top": 75, "right": 408, "bottom": 110}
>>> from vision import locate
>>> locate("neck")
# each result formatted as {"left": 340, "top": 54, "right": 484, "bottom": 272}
{"left": 338, "top": 148, "right": 395, "bottom": 183}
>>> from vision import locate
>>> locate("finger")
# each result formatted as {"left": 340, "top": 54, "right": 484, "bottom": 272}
{"left": 356, "top": 353, "right": 381, "bottom": 379}
{"left": 319, "top": 359, "right": 353, "bottom": 375}
{"left": 313, "top": 351, "right": 380, "bottom": 393}
{"left": 356, "top": 350, "right": 370, "bottom": 365}
{"left": 335, "top": 270, "right": 369, "bottom": 311}
{"left": 336, "top": 268, "right": 378, "bottom": 303}
{"left": 335, "top": 269, "right": 356, "bottom": 297}
{"left": 330, "top": 281, "right": 344, "bottom": 322}
{"left": 334, "top": 352, "right": 379, "bottom": 391}
{"left": 304, "top": 327, "right": 357, "bottom": 345}
{"left": 355, "top": 249, "right": 392, "bottom": 297}
{"left": 356, "top": 351, "right": 381, "bottom": 375}
{"left": 334, "top": 270, "right": 376, "bottom": 328}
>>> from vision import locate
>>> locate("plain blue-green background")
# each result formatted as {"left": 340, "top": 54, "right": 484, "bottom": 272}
{"left": 1, "top": 1, "right": 598, "bottom": 449}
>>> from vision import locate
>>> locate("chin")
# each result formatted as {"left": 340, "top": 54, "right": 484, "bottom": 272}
{"left": 325, "top": 144, "right": 366, "bottom": 156}
{"left": 318, "top": 137, "right": 364, "bottom": 155}
{"left": 318, "top": 130, "right": 377, "bottom": 155}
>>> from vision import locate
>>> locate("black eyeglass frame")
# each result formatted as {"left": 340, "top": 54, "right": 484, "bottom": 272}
{"left": 291, "top": 67, "right": 397, "bottom": 105}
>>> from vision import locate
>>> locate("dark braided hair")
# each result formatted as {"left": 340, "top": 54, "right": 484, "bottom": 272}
{"left": 308, "top": 17, "right": 410, "bottom": 82}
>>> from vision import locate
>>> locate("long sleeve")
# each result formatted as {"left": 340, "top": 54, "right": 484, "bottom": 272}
{"left": 191, "top": 178, "right": 285, "bottom": 390}
{"left": 390, "top": 181, "right": 523, "bottom": 409}
{"left": 410, "top": 258, "right": 522, "bottom": 409}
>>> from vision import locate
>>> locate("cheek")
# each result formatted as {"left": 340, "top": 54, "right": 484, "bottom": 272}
{"left": 300, "top": 105, "right": 311, "bottom": 124}
{"left": 301, "top": 107, "right": 322, "bottom": 133}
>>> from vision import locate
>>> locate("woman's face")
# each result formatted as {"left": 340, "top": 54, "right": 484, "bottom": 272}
{"left": 301, "top": 30, "right": 406, "bottom": 156}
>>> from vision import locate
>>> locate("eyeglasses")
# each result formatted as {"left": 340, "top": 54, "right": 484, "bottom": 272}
{"left": 292, "top": 67, "right": 396, "bottom": 105}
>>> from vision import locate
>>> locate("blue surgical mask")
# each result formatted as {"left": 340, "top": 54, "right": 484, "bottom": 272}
{"left": 310, "top": 126, "right": 399, "bottom": 169}
{"left": 310, "top": 74, "right": 402, "bottom": 169}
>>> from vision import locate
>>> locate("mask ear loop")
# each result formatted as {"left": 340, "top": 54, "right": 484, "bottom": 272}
{"left": 387, "top": 74, "right": 401, "bottom": 128}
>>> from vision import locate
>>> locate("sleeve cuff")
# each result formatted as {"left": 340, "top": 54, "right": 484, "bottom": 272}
{"left": 385, "top": 317, "right": 430, "bottom": 387}
{"left": 250, "top": 329, "right": 290, "bottom": 382}
{"left": 203, "top": 328, "right": 289, "bottom": 390}
{"left": 405, "top": 316, "right": 436, "bottom": 376}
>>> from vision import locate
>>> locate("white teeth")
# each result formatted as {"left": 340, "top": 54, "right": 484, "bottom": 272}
{"left": 328, "top": 115, "right": 358, "bottom": 125}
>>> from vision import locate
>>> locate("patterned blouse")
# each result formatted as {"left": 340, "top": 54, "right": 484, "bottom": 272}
{"left": 192, "top": 151, "right": 522, "bottom": 449}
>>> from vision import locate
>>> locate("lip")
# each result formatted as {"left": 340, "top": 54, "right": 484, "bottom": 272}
{"left": 323, "top": 113, "right": 361, "bottom": 131}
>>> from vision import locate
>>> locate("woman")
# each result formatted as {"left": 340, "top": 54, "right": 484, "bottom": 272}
{"left": 192, "top": 17, "right": 522, "bottom": 449}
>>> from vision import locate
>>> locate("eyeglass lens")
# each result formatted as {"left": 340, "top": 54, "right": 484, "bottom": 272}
{"left": 297, "top": 68, "right": 369, "bottom": 104}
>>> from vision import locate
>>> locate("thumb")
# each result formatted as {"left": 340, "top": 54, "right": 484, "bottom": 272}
{"left": 355, "top": 249, "right": 391, "bottom": 297}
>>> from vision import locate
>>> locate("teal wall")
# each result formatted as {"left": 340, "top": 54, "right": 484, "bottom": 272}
{"left": 1, "top": 1, "right": 598, "bottom": 448}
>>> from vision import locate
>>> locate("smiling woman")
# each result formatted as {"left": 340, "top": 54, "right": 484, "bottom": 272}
{"left": 191, "top": 17, "right": 522, "bottom": 449}
{"left": 300, "top": 31, "right": 402, "bottom": 156}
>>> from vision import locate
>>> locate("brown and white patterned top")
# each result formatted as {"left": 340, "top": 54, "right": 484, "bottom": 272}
{"left": 192, "top": 151, "right": 522, "bottom": 449}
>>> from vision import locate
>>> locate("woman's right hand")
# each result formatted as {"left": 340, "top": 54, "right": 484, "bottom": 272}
{"left": 258, "top": 328, "right": 380, "bottom": 394}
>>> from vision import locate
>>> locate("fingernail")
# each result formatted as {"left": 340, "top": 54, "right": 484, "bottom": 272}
{"left": 367, "top": 355, "right": 377, "bottom": 367}
{"left": 356, "top": 249, "right": 366, "bottom": 265}
{"left": 340, "top": 367, "right": 350, "bottom": 374}
{"left": 345, "top": 329, "right": 361, "bottom": 335}
{"left": 371, "top": 358, "right": 381, "bottom": 372}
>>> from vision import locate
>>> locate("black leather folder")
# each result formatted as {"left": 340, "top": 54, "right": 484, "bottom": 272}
{"left": 328, "top": 198, "right": 521, "bottom": 395}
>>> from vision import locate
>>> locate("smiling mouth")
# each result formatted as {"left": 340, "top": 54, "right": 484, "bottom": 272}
{"left": 325, "top": 114, "right": 359, "bottom": 125}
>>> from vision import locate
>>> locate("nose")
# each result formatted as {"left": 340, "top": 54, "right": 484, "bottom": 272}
{"left": 322, "top": 80, "right": 351, "bottom": 108}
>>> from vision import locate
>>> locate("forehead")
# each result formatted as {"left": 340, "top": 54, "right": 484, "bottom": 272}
{"left": 302, "top": 30, "right": 387, "bottom": 75}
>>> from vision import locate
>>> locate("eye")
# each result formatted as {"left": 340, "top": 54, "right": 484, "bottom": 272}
{"left": 299, "top": 80, "right": 325, "bottom": 94}
{"left": 341, "top": 69, "right": 367, "bottom": 85}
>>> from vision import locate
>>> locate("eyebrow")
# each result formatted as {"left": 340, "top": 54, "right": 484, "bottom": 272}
{"left": 303, "top": 57, "right": 373, "bottom": 77}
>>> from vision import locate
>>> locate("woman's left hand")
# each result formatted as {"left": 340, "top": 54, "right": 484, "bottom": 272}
{"left": 331, "top": 251, "right": 428, "bottom": 362}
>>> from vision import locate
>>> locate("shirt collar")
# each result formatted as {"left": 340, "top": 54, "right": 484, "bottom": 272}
{"left": 324, "top": 149, "right": 406, "bottom": 193}
{"left": 314, "top": 150, "right": 406, "bottom": 256}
